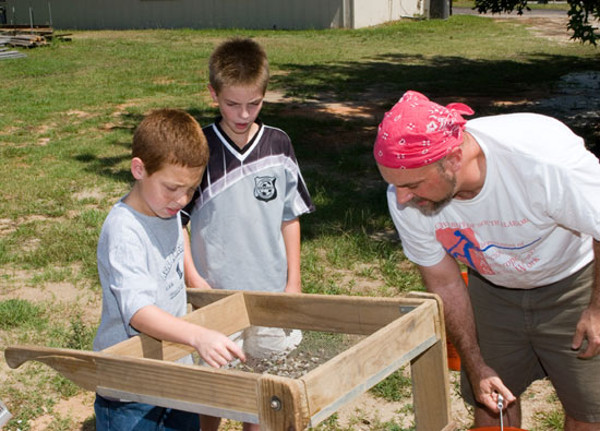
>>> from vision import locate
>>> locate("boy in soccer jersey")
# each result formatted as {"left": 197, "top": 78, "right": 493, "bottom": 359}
{"left": 94, "top": 109, "right": 245, "bottom": 431}
{"left": 181, "top": 38, "right": 315, "bottom": 431}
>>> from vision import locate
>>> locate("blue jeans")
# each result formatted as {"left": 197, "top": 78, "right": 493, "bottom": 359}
{"left": 94, "top": 394, "right": 199, "bottom": 431}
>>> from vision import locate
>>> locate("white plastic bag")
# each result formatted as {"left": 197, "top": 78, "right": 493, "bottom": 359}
{"left": 242, "top": 326, "right": 302, "bottom": 359}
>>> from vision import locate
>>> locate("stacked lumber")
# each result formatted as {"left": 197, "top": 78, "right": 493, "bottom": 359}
{"left": 0, "top": 26, "right": 71, "bottom": 41}
{"left": 0, "top": 46, "right": 27, "bottom": 60}
{"left": 0, "top": 25, "right": 71, "bottom": 45}
{"left": 0, "top": 36, "right": 27, "bottom": 60}
{"left": 0, "top": 25, "right": 59, "bottom": 59}
{"left": 2, "top": 33, "right": 47, "bottom": 47}
{"left": 0, "top": 25, "right": 54, "bottom": 36}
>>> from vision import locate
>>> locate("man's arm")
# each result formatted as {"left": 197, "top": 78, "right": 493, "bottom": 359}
{"left": 418, "top": 253, "right": 515, "bottom": 411}
{"left": 572, "top": 239, "right": 600, "bottom": 358}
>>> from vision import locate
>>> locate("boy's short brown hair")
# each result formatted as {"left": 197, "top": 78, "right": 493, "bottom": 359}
{"left": 132, "top": 109, "right": 209, "bottom": 175}
{"left": 209, "top": 37, "right": 269, "bottom": 95}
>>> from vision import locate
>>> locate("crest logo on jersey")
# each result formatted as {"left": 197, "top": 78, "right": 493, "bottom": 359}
{"left": 254, "top": 176, "right": 277, "bottom": 202}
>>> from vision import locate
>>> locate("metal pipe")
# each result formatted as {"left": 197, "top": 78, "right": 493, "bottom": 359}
{"left": 29, "top": 6, "right": 34, "bottom": 33}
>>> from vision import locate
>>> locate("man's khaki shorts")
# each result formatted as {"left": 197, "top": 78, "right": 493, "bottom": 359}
{"left": 460, "top": 263, "right": 600, "bottom": 422}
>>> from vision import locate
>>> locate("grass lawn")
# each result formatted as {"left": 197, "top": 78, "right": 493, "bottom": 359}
{"left": 0, "top": 13, "right": 598, "bottom": 430}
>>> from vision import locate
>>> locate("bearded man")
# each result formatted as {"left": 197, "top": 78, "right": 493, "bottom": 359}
{"left": 374, "top": 90, "right": 600, "bottom": 431}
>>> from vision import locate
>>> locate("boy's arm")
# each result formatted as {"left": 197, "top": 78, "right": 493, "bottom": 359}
{"left": 130, "top": 305, "right": 245, "bottom": 368}
{"left": 282, "top": 218, "right": 301, "bottom": 294}
{"left": 182, "top": 226, "right": 211, "bottom": 289}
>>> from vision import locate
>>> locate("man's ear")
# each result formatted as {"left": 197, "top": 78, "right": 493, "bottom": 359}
{"left": 131, "top": 157, "right": 146, "bottom": 180}
{"left": 446, "top": 146, "right": 463, "bottom": 172}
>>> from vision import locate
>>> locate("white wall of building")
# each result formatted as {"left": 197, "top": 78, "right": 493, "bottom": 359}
{"left": 352, "top": 0, "right": 424, "bottom": 28}
{"left": 3, "top": 0, "right": 425, "bottom": 30}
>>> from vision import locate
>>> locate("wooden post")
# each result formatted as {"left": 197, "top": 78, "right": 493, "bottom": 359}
{"left": 28, "top": 6, "right": 34, "bottom": 33}
{"left": 411, "top": 340, "right": 454, "bottom": 430}
{"left": 257, "top": 374, "right": 310, "bottom": 431}
{"left": 408, "top": 292, "right": 454, "bottom": 430}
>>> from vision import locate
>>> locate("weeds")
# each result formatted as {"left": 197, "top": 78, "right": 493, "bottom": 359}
{"left": 46, "top": 312, "right": 96, "bottom": 351}
{"left": 533, "top": 410, "right": 564, "bottom": 430}
{"left": 0, "top": 299, "right": 46, "bottom": 330}
{"left": 371, "top": 368, "right": 412, "bottom": 402}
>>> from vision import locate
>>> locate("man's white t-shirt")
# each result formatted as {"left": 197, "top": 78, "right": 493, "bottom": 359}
{"left": 388, "top": 113, "right": 600, "bottom": 288}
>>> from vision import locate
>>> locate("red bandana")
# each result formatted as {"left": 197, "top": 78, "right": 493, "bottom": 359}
{"left": 374, "top": 91, "right": 474, "bottom": 169}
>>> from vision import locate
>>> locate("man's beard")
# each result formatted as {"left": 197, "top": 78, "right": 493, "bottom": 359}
{"left": 407, "top": 171, "right": 456, "bottom": 216}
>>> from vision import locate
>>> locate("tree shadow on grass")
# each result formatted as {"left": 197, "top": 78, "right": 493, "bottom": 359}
{"left": 72, "top": 109, "right": 220, "bottom": 185}
{"left": 271, "top": 51, "right": 600, "bottom": 119}
{"left": 70, "top": 52, "right": 599, "bottom": 242}
{"left": 74, "top": 150, "right": 132, "bottom": 185}
{"left": 264, "top": 52, "right": 600, "bottom": 239}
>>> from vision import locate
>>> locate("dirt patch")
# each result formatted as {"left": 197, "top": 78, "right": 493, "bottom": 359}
{"left": 0, "top": 270, "right": 101, "bottom": 325}
{"left": 499, "top": 15, "right": 572, "bottom": 43}
{"left": 72, "top": 188, "right": 106, "bottom": 202}
{"left": 28, "top": 393, "right": 95, "bottom": 431}
{"left": 66, "top": 110, "right": 93, "bottom": 119}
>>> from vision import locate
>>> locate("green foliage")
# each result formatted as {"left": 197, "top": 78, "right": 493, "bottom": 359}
{"left": 567, "top": 0, "right": 600, "bottom": 44}
{"left": 472, "top": 0, "right": 600, "bottom": 43}
{"left": 533, "top": 409, "right": 564, "bottom": 430}
{"left": 1, "top": 306, "right": 94, "bottom": 430}
{"left": 0, "top": 299, "right": 46, "bottom": 329}
{"left": 2, "top": 364, "right": 63, "bottom": 430}
{"left": 65, "top": 313, "right": 96, "bottom": 351}
{"left": 313, "top": 414, "right": 341, "bottom": 430}
{"left": 50, "top": 373, "right": 81, "bottom": 398}
{"left": 370, "top": 369, "right": 413, "bottom": 402}
{"left": 47, "top": 312, "right": 96, "bottom": 351}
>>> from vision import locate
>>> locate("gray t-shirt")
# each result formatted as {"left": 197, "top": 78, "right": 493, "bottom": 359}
{"left": 93, "top": 200, "right": 187, "bottom": 351}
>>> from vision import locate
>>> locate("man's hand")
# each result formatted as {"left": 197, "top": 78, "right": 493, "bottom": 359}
{"left": 471, "top": 364, "right": 516, "bottom": 413}
{"left": 574, "top": 241, "right": 600, "bottom": 358}
{"left": 572, "top": 305, "right": 600, "bottom": 358}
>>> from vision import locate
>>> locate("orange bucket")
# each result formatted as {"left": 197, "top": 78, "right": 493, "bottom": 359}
{"left": 446, "top": 340, "right": 461, "bottom": 371}
{"left": 446, "top": 271, "right": 469, "bottom": 371}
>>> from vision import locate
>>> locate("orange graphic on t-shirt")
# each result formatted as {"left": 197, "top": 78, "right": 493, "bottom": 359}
{"left": 435, "top": 228, "right": 494, "bottom": 275}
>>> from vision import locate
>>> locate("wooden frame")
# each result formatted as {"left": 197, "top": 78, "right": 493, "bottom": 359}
{"left": 5, "top": 290, "right": 454, "bottom": 430}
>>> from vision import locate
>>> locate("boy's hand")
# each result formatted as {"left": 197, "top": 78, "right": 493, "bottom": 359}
{"left": 130, "top": 306, "right": 244, "bottom": 368}
{"left": 188, "top": 276, "right": 212, "bottom": 290}
{"left": 184, "top": 261, "right": 212, "bottom": 289}
{"left": 284, "top": 280, "right": 301, "bottom": 294}
{"left": 194, "top": 328, "right": 246, "bottom": 368}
